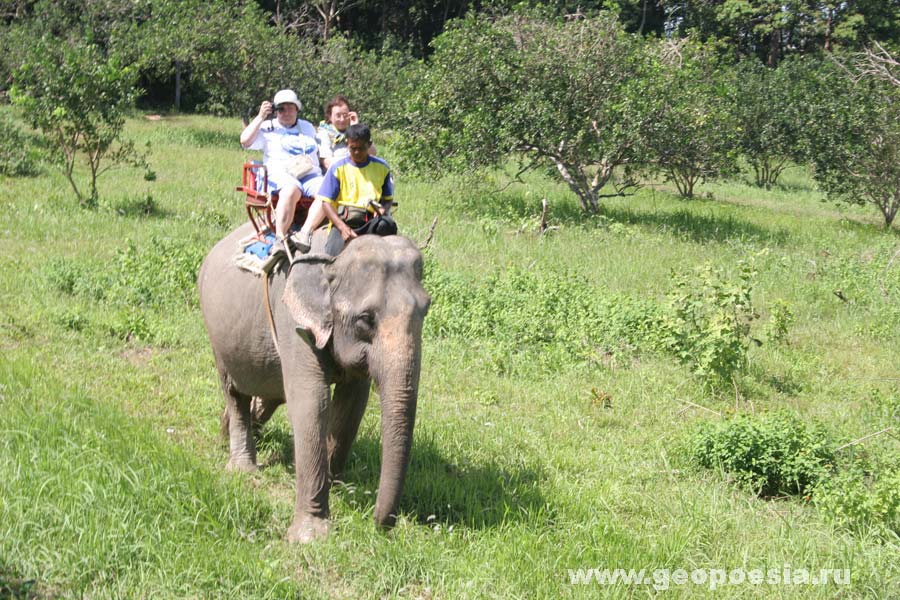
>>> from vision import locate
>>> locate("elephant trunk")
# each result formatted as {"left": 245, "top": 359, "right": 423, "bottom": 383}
{"left": 372, "top": 345, "right": 421, "bottom": 528}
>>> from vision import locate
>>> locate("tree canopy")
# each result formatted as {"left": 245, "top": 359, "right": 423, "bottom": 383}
{"left": 3, "top": 0, "right": 900, "bottom": 227}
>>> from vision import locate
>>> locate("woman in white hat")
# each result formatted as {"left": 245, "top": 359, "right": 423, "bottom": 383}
{"left": 240, "top": 89, "right": 323, "bottom": 245}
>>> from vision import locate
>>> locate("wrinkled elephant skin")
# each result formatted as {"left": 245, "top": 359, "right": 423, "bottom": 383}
{"left": 198, "top": 224, "right": 430, "bottom": 542}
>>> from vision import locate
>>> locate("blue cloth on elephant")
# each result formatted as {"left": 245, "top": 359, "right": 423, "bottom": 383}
{"left": 243, "top": 231, "right": 278, "bottom": 259}
{"left": 233, "top": 231, "right": 285, "bottom": 276}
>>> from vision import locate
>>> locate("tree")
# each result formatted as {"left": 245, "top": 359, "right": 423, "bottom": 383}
{"left": 640, "top": 38, "right": 740, "bottom": 198}
{"left": 850, "top": 41, "right": 900, "bottom": 88}
{"left": 394, "top": 12, "right": 653, "bottom": 212}
{"left": 113, "top": 0, "right": 248, "bottom": 111}
{"left": 729, "top": 57, "right": 813, "bottom": 188}
{"left": 10, "top": 38, "right": 146, "bottom": 208}
{"left": 114, "top": 0, "right": 357, "bottom": 117}
{"left": 803, "top": 58, "right": 900, "bottom": 228}
{"left": 661, "top": 1, "right": 900, "bottom": 64}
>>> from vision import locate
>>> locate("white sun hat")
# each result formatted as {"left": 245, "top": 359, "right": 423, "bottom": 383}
{"left": 273, "top": 89, "right": 302, "bottom": 111}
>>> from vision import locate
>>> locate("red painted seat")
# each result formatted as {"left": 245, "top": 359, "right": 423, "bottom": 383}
{"left": 236, "top": 161, "right": 314, "bottom": 239}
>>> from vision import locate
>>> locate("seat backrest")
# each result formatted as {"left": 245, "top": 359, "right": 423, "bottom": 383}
{"left": 245, "top": 160, "right": 266, "bottom": 195}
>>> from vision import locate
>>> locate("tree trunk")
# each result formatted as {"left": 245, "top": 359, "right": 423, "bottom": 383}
{"left": 174, "top": 60, "right": 182, "bottom": 111}
{"left": 638, "top": 0, "right": 648, "bottom": 35}
{"left": 767, "top": 29, "right": 780, "bottom": 68}
{"left": 552, "top": 158, "right": 598, "bottom": 212}
{"left": 88, "top": 156, "right": 100, "bottom": 209}
{"left": 883, "top": 193, "right": 899, "bottom": 228}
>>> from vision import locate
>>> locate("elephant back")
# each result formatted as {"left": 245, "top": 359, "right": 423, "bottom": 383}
{"left": 198, "top": 223, "right": 286, "bottom": 397}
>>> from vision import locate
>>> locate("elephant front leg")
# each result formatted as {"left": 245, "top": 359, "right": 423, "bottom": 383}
{"left": 284, "top": 373, "right": 332, "bottom": 543}
{"left": 218, "top": 370, "right": 258, "bottom": 472}
{"left": 327, "top": 377, "right": 370, "bottom": 479}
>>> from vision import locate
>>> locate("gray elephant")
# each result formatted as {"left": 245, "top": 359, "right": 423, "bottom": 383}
{"left": 197, "top": 224, "right": 430, "bottom": 542}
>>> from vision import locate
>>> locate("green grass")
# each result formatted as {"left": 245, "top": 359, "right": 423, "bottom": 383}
{"left": 1, "top": 109, "right": 898, "bottom": 597}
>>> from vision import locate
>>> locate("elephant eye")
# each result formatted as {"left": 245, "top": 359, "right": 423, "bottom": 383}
{"left": 355, "top": 312, "right": 375, "bottom": 332}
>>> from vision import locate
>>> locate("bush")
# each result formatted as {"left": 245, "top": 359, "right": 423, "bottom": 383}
{"left": 0, "top": 113, "right": 39, "bottom": 177}
{"left": 423, "top": 253, "right": 777, "bottom": 383}
{"left": 43, "top": 236, "right": 204, "bottom": 310}
{"left": 802, "top": 59, "right": 900, "bottom": 228}
{"left": 43, "top": 258, "right": 111, "bottom": 300}
{"left": 423, "top": 264, "right": 663, "bottom": 375}
{"left": 688, "top": 412, "right": 836, "bottom": 497}
{"left": 395, "top": 11, "right": 652, "bottom": 212}
{"left": 728, "top": 58, "right": 813, "bottom": 188}
{"left": 660, "top": 257, "right": 759, "bottom": 384}
{"left": 107, "top": 309, "right": 152, "bottom": 342}
{"left": 766, "top": 299, "right": 794, "bottom": 344}
{"left": 640, "top": 38, "right": 740, "bottom": 197}
{"left": 114, "top": 236, "right": 206, "bottom": 309}
{"left": 815, "top": 464, "right": 900, "bottom": 535}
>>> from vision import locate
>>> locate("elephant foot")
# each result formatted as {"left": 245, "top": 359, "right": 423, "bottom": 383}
{"left": 225, "top": 457, "right": 258, "bottom": 473}
{"left": 286, "top": 514, "right": 330, "bottom": 544}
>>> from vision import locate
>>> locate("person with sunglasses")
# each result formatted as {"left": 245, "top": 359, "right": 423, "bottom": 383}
{"left": 240, "top": 89, "right": 323, "bottom": 247}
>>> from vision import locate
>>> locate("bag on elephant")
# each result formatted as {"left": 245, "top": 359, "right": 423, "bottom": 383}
{"left": 353, "top": 214, "right": 398, "bottom": 237}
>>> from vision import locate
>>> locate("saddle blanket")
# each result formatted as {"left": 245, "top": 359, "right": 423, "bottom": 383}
{"left": 232, "top": 231, "right": 284, "bottom": 276}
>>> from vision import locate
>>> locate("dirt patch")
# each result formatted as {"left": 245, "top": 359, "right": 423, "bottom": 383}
{"left": 0, "top": 568, "right": 61, "bottom": 599}
{"left": 120, "top": 346, "right": 154, "bottom": 367}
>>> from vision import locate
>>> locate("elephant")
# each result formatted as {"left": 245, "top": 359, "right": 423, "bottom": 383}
{"left": 197, "top": 224, "right": 430, "bottom": 542}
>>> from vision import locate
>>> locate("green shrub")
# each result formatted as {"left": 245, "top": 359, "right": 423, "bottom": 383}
{"left": 187, "top": 209, "right": 232, "bottom": 231}
{"left": 114, "top": 236, "right": 205, "bottom": 309}
{"left": 0, "top": 113, "right": 40, "bottom": 177}
{"left": 423, "top": 264, "right": 662, "bottom": 374}
{"left": 11, "top": 38, "right": 146, "bottom": 207}
{"left": 43, "top": 258, "right": 114, "bottom": 302}
{"left": 766, "top": 299, "right": 794, "bottom": 344}
{"left": 815, "top": 464, "right": 900, "bottom": 536}
{"left": 688, "top": 412, "right": 836, "bottom": 497}
{"left": 43, "top": 258, "right": 86, "bottom": 295}
{"left": 105, "top": 193, "right": 159, "bottom": 218}
{"left": 660, "top": 257, "right": 759, "bottom": 384}
{"left": 423, "top": 256, "right": 773, "bottom": 382}
{"left": 43, "top": 236, "right": 204, "bottom": 312}
{"left": 52, "top": 309, "right": 89, "bottom": 332}
{"left": 107, "top": 309, "right": 152, "bottom": 342}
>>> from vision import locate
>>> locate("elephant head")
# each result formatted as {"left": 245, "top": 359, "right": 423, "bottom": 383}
{"left": 282, "top": 235, "right": 430, "bottom": 528}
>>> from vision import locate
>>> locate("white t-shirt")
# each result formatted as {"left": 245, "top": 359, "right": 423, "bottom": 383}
{"left": 247, "top": 118, "right": 323, "bottom": 185}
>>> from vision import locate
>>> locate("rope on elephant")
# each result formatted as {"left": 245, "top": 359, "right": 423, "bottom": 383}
{"left": 262, "top": 271, "right": 280, "bottom": 357}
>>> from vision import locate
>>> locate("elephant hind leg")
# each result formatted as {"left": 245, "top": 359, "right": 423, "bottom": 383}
{"left": 252, "top": 396, "right": 284, "bottom": 430}
{"left": 216, "top": 366, "right": 258, "bottom": 473}
{"left": 327, "top": 378, "right": 370, "bottom": 479}
{"left": 220, "top": 396, "right": 284, "bottom": 440}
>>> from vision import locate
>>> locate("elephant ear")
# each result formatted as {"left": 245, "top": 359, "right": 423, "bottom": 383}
{"left": 282, "top": 254, "right": 335, "bottom": 350}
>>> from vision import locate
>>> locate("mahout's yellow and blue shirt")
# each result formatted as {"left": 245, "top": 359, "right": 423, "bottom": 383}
{"left": 316, "top": 156, "right": 394, "bottom": 212}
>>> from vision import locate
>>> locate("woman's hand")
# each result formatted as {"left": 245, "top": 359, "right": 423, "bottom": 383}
{"left": 258, "top": 101, "right": 273, "bottom": 121}
{"left": 348, "top": 111, "right": 359, "bottom": 125}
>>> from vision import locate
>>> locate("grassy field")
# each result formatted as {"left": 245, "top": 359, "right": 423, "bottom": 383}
{"left": 1, "top": 112, "right": 898, "bottom": 598}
